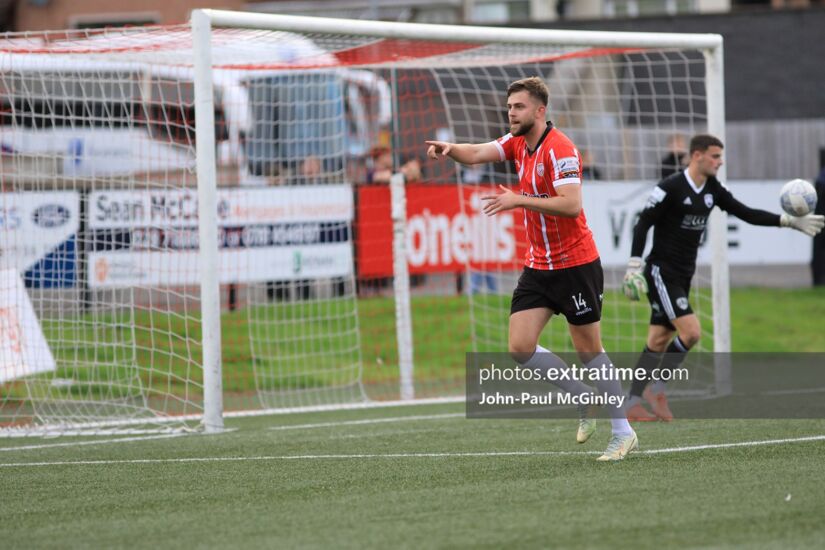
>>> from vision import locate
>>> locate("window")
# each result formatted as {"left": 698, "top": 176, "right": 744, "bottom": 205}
{"left": 471, "top": 1, "right": 531, "bottom": 23}
{"left": 69, "top": 12, "right": 160, "bottom": 30}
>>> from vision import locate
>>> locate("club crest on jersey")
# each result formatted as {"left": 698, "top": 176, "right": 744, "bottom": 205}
{"left": 704, "top": 194, "right": 714, "bottom": 208}
{"left": 537, "top": 162, "right": 545, "bottom": 177}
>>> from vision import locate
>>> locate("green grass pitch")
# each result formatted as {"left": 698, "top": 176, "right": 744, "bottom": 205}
{"left": 1, "top": 287, "right": 824, "bottom": 548}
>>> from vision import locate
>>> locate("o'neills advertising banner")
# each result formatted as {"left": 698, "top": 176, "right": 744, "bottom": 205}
{"left": 357, "top": 185, "right": 525, "bottom": 277}
{"left": 357, "top": 181, "right": 810, "bottom": 278}
{"left": 87, "top": 185, "right": 354, "bottom": 288}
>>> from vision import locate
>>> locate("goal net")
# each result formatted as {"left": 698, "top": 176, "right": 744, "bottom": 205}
{"left": 0, "top": 13, "right": 728, "bottom": 435}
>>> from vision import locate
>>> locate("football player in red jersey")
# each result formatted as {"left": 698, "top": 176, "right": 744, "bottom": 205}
{"left": 427, "top": 77, "right": 637, "bottom": 461}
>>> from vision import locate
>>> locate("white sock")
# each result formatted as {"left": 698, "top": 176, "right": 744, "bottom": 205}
{"left": 586, "top": 352, "right": 633, "bottom": 436}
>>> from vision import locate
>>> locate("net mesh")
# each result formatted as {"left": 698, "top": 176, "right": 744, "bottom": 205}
{"left": 0, "top": 22, "right": 720, "bottom": 434}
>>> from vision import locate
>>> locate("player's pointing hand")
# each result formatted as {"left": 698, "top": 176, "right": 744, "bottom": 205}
{"left": 425, "top": 140, "right": 452, "bottom": 160}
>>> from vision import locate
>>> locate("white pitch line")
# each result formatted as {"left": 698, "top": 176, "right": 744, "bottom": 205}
{"left": 759, "top": 387, "right": 825, "bottom": 396}
{"left": 0, "top": 450, "right": 590, "bottom": 468}
{"left": 269, "top": 412, "right": 465, "bottom": 431}
{"left": 1, "top": 434, "right": 824, "bottom": 468}
{"left": 640, "top": 434, "right": 825, "bottom": 454}
{"left": 0, "top": 432, "right": 189, "bottom": 452}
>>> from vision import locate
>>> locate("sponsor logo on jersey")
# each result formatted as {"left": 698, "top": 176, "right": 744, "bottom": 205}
{"left": 521, "top": 191, "right": 549, "bottom": 199}
{"left": 556, "top": 156, "right": 579, "bottom": 179}
{"left": 704, "top": 194, "right": 714, "bottom": 208}
{"left": 680, "top": 214, "right": 708, "bottom": 231}
{"left": 676, "top": 297, "right": 689, "bottom": 310}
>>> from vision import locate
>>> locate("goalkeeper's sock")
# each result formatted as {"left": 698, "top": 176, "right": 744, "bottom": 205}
{"left": 629, "top": 346, "right": 663, "bottom": 398}
{"left": 586, "top": 352, "right": 632, "bottom": 436}
{"left": 657, "top": 336, "right": 690, "bottom": 382}
{"left": 522, "top": 345, "right": 592, "bottom": 398}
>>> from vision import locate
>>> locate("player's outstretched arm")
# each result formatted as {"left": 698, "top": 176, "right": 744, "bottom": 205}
{"left": 425, "top": 140, "right": 500, "bottom": 165}
{"left": 719, "top": 193, "right": 825, "bottom": 236}
{"left": 780, "top": 213, "right": 825, "bottom": 237}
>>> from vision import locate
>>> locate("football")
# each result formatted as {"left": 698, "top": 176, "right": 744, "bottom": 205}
{"left": 779, "top": 178, "right": 818, "bottom": 217}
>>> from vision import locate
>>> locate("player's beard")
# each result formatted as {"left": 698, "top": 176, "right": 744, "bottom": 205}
{"left": 511, "top": 118, "right": 534, "bottom": 137}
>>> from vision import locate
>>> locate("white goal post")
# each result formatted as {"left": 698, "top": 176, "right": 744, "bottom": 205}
{"left": 0, "top": 11, "right": 728, "bottom": 435}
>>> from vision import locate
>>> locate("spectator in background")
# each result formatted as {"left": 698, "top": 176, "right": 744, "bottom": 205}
{"left": 461, "top": 164, "right": 491, "bottom": 185}
{"left": 580, "top": 149, "right": 603, "bottom": 181}
{"left": 469, "top": 269, "right": 497, "bottom": 295}
{"left": 268, "top": 156, "right": 325, "bottom": 302}
{"left": 299, "top": 155, "right": 322, "bottom": 180}
{"left": 400, "top": 156, "right": 423, "bottom": 183}
{"left": 359, "top": 147, "right": 395, "bottom": 296}
{"left": 290, "top": 154, "right": 328, "bottom": 185}
{"left": 660, "top": 134, "right": 687, "bottom": 180}
{"left": 367, "top": 146, "right": 393, "bottom": 184}
{"left": 399, "top": 156, "right": 428, "bottom": 289}
{"left": 255, "top": 159, "right": 289, "bottom": 308}
{"left": 263, "top": 159, "right": 287, "bottom": 186}
{"left": 457, "top": 163, "right": 498, "bottom": 295}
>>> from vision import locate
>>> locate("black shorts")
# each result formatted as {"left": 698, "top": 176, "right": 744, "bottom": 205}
{"left": 510, "top": 259, "right": 603, "bottom": 326}
{"left": 644, "top": 262, "right": 693, "bottom": 330}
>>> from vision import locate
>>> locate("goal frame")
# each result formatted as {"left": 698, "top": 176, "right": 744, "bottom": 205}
{"left": 190, "top": 9, "right": 730, "bottom": 421}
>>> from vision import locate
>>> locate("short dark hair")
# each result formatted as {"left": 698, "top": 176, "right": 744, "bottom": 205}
{"left": 507, "top": 77, "right": 549, "bottom": 106}
{"left": 689, "top": 134, "right": 724, "bottom": 154}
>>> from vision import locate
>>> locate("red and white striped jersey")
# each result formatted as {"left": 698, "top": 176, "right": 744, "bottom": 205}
{"left": 492, "top": 124, "right": 599, "bottom": 270}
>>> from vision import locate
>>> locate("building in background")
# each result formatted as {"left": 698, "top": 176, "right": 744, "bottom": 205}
{"left": 5, "top": 0, "right": 823, "bottom": 31}
{"left": 2, "top": 1, "right": 824, "bottom": 179}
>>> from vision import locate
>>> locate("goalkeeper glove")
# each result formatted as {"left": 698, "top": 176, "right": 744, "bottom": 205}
{"left": 780, "top": 213, "right": 825, "bottom": 237}
{"left": 622, "top": 257, "right": 648, "bottom": 301}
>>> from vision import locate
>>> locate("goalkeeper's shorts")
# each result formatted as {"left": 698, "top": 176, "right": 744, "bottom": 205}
{"left": 644, "top": 263, "right": 693, "bottom": 329}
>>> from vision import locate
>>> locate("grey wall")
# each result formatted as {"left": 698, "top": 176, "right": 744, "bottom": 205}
{"left": 531, "top": 8, "right": 825, "bottom": 179}
{"left": 535, "top": 8, "right": 825, "bottom": 123}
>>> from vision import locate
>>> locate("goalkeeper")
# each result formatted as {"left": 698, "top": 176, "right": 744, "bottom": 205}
{"left": 622, "top": 134, "right": 824, "bottom": 421}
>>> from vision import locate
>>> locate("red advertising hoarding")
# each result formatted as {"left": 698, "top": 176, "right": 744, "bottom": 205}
{"left": 357, "top": 184, "right": 525, "bottom": 277}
